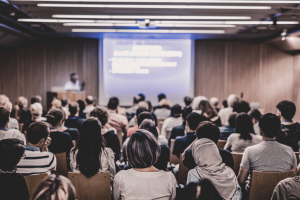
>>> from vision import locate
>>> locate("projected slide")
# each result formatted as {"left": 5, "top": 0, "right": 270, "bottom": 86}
{"left": 101, "top": 38, "right": 193, "bottom": 106}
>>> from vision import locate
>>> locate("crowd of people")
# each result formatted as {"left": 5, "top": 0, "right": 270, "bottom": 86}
{"left": 0, "top": 92, "right": 300, "bottom": 200}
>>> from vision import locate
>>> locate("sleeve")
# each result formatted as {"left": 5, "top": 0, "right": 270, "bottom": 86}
{"left": 186, "top": 169, "right": 202, "bottom": 185}
{"left": 18, "top": 175, "right": 30, "bottom": 200}
{"left": 113, "top": 171, "right": 123, "bottom": 200}
{"left": 240, "top": 148, "right": 251, "bottom": 170}
{"left": 169, "top": 173, "right": 177, "bottom": 200}
{"left": 107, "top": 149, "right": 116, "bottom": 184}
{"left": 291, "top": 150, "right": 298, "bottom": 169}
{"left": 183, "top": 149, "right": 197, "bottom": 170}
{"left": 271, "top": 181, "right": 288, "bottom": 200}
{"left": 224, "top": 135, "right": 232, "bottom": 151}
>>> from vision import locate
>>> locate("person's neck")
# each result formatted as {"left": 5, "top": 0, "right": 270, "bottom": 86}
{"left": 281, "top": 117, "right": 294, "bottom": 124}
{"left": 1, "top": 123, "right": 8, "bottom": 129}
{"left": 262, "top": 136, "right": 276, "bottom": 141}
{"left": 27, "top": 142, "right": 41, "bottom": 148}
{"left": 108, "top": 109, "right": 116, "bottom": 113}
{"left": 134, "top": 166, "right": 160, "bottom": 172}
{"left": 70, "top": 114, "right": 78, "bottom": 118}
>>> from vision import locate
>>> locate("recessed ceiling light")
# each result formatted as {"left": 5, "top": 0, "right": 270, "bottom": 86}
{"left": 71, "top": 29, "right": 225, "bottom": 33}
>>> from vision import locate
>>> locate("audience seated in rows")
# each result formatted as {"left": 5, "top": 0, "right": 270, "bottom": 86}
{"left": 184, "top": 96, "right": 193, "bottom": 107}
{"left": 161, "top": 104, "right": 182, "bottom": 138}
{"left": 127, "top": 107, "right": 148, "bottom": 137}
{"left": 70, "top": 118, "right": 116, "bottom": 184}
{"left": 0, "top": 139, "right": 29, "bottom": 200}
{"left": 128, "top": 101, "right": 149, "bottom": 127}
{"left": 198, "top": 100, "right": 222, "bottom": 127}
{"left": 219, "top": 94, "right": 238, "bottom": 125}
{"left": 224, "top": 113, "right": 262, "bottom": 153}
{"left": 219, "top": 112, "right": 237, "bottom": 140}
{"left": 276, "top": 100, "right": 300, "bottom": 152}
{"left": 28, "top": 96, "right": 47, "bottom": 119}
{"left": 17, "top": 121, "right": 56, "bottom": 175}
{"left": 154, "top": 98, "right": 172, "bottom": 119}
{"left": 64, "top": 102, "right": 85, "bottom": 133}
{"left": 77, "top": 100, "right": 87, "bottom": 119}
{"left": 232, "top": 100, "right": 251, "bottom": 114}
{"left": 11, "top": 96, "right": 30, "bottom": 124}
{"left": 237, "top": 113, "right": 297, "bottom": 197}
{"left": 186, "top": 122, "right": 242, "bottom": 200}
{"left": 113, "top": 129, "right": 177, "bottom": 200}
{"left": 248, "top": 108, "right": 261, "bottom": 135}
{"left": 23, "top": 102, "right": 45, "bottom": 133}
{"left": 83, "top": 95, "right": 96, "bottom": 117}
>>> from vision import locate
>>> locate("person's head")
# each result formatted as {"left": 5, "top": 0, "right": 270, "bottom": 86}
{"left": 159, "top": 98, "right": 172, "bottom": 108}
{"left": 248, "top": 109, "right": 261, "bottom": 124}
{"left": 158, "top": 93, "right": 166, "bottom": 102}
{"left": 89, "top": 106, "right": 108, "bottom": 126}
{"left": 276, "top": 100, "right": 296, "bottom": 121}
{"left": 85, "top": 95, "right": 94, "bottom": 106}
{"left": 127, "top": 129, "right": 160, "bottom": 168}
{"left": 186, "top": 112, "right": 210, "bottom": 133}
{"left": 228, "top": 112, "right": 238, "bottom": 128}
{"left": 0, "top": 107, "right": 10, "bottom": 127}
{"left": 69, "top": 102, "right": 79, "bottom": 116}
{"left": 0, "top": 95, "right": 9, "bottom": 106}
{"left": 210, "top": 97, "right": 219, "bottom": 108}
{"left": 184, "top": 96, "right": 193, "bottom": 106}
{"left": 139, "top": 119, "right": 158, "bottom": 139}
{"left": 107, "top": 97, "right": 119, "bottom": 110}
{"left": 133, "top": 95, "right": 142, "bottom": 105}
{"left": 137, "top": 111, "right": 155, "bottom": 126}
{"left": 47, "top": 108, "right": 65, "bottom": 127}
{"left": 15, "top": 96, "right": 28, "bottom": 110}
{"left": 61, "top": 98, "right": 69, "bottom": 107}
{"left": 192, "top": 96, "right": 208, "bottom": 110}
{"left": 235, "top": 112, "right": 254, "bottom": 140}
{"left": 146, "top": 101, "right": 153, "bottom": 112}
{"left": 182, "top": 106, "right": 193, "bottom": 121}
{"left": 75, "top": 117, "right": 106, "bottom": 178}
{"left": 138, "top": 101, "right": 149, "bottom": 110}
{"left": 30, "top": 102, "right": 43, "bottom": 120}
{"left": 27, "top": 121, "right": 50, "bottom": 148}
{"left": 0, "top": 139, "right": 25, "bottom": 172}
{"left": 232, "top": 100, "right": 251, "bottom": 113}
{"left": 259, "top": 113, "right": 281, "bottom": 138}
{"left": 222, "top": 100, "right": 228, "bottom": 108}
{"left": 31, "top": 174, "right": 76, "bottom": 200}
{"left": 31, "top": 96, "right": 42, "bottom": 105}
{"left": 3, "top": 101, "right": 12, "bottom": 113}
{"left": 196, "top": 121, "right": 220, "bottom": 144}
{"left": 51, "top": 98, "right": 62, "bottom": 109}
{"left": 138, "top": 93, "right": 146, "bottom": 101}
{"left": 227, "top": 94, "right": 238, "bottom": 107}
{"left": 70, "top": 73, "right": 78, "bottom": 83}
{"left": 77, "top": 100, "right": 86, "bottom": 113}
{"left": 198, "top": 100, "right": 218, "bottom": 119}
{"left": 171, "top": 104, "right": 182, "bottom": 118}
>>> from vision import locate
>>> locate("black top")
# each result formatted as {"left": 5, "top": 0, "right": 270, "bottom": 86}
{"left": 212, "top": 116, "right": 222, "bottom": 127}
{"left": 168, "top": 121, "right": 186, "bottom": 147}
{"left": 103, "top": 130, "right": 121, "bottom": 160}
{"left": 0, "top": 173, "right": 29, "bottom": 200}
{"left": 154, "top": 145, "right": 170, "bottom": 171}
{"left": 78, "top": 112, "right": 86, "bottom": 119}
{"left": 183, "top": 148, "right": 234, "bottom": 170}
{"left": 10, "top": 109, "right": 30, "bottom": 124}
{"left": 22, "top": 120, "right": 35, "bottom": 133}
{"left": 48, "top": 131, "right": 73, "bottom": 155}
{"left": 64, "top": 117, "right": 85, "bottom": 133}
{"left": 276, "top": 122, "right": 300, "bottom": 152}
{"left": 172, "top": 132, "right": 196, "bottom": 158}
{"left": 64, "top": 128, "right": 79, "bottom": 142}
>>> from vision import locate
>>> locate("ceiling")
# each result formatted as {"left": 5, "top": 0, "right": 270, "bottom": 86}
{"left": 2, "top": 0, "right": 300, "bottom": 41}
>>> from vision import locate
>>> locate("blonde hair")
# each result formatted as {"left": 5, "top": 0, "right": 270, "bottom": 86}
{"left": 138, "top": 101, "right": 149, "bottom": 110}
{"left": 30, "top": 103, "right": 43, "bottom": 120}
{"left": 0, "top": 95, "right": 9, "bottom": 106}
{"left": 51, "top": 99, "right": 62, "bottom": 109}
{"left": 227, "top": 94, "right": 238, "bottom": 107}
{"left": 159, "top": 99, "right": 172, "bottom": 107}
{"left": 14, "top": 96, "right": 28, "bottom": 121}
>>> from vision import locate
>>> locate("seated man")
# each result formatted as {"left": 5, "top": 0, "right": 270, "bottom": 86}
{"left": 64, "top": 102, "right": 85, "bottom": 132}
{"left": 248, "top": 109, "right": 261, "bottom": 135}
{"left": 17, "top": 121, "right": 57, "bottom": 175}
{"left": 219, "top": 112, "right": 237, "bottom": 140}
{"left": 237, "top": 113, "right": 297, "bottom": 195}
{"left": 83, "top": 95, "right": 95, "bottom": 116}
{"left": 276, "top": 100, "right": 300, "bottom": 152}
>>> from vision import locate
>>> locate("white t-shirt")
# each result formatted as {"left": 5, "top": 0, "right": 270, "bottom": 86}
{"left": 224, "top": 133, "right": 262, "bottom": 153}
{"left": 0, "top": 129, "right": 26, "bottom": 144}
{"left": 64, "top": 80, "right": 80, "bottom": 91}
{"left": 161, "top": 117, "right": 182, "bottom": 138}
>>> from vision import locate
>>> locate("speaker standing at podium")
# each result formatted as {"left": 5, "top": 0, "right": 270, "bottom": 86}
{"left": 64, "top": 73, "right": 84, "bottom": 91}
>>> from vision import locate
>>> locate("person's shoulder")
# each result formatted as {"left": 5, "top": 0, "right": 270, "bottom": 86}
{"left": 104, "top": 147, "right": 114, "bottom": 156}
{"left": 66, "top": 128, "right": 79, "bottom": 133}
{"left": 276, "top": 141, "right": 295, "bottom": 151}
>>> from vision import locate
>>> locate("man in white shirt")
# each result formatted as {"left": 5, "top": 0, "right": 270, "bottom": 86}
{"left": 219, "top": 94, "right": 238, "bottom": 125}
{"left": 64, "top": 73, "right": 81, "bottom": 91}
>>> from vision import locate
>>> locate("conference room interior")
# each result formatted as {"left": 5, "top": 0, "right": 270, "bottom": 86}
{"left": 2, "top": 1, "right": 300, "bottom": 200}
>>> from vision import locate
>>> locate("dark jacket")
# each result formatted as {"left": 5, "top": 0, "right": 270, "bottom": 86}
{"left": 168, "top": 121, "right": 186, "bottom": 147}
{"left": 276, "top": 123, "right": 300, "bottom": 152}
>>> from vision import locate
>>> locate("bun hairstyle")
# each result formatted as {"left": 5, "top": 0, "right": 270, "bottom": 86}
{"left": 46, "top": 108, "right": 65, "bottom": 127}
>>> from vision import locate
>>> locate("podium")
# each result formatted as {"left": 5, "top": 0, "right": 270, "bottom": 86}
{"left": 47, "top": 91, "right": 86, "bottom": 110}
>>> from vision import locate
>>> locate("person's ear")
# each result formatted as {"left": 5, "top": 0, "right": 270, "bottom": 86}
{"left": 259, "top": 128, "right": 264, "bottom": 137}
{"left": 38, "top": 138, "right": 46, "bottom": 147}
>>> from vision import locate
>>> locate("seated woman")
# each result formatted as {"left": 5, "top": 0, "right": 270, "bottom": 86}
{"left": 198, "top": 100, "right": 222, "bottom": 127}
{"left": 0, "top": 139, "right": 29, "bottom": 200}
{"left": 154, "top": 98, "right": 172, "bottom": 119}
{"left": 224, "top": 113, "right": 262, "bottom": 153}
{"left": 31, "top": 174, "right": 76, "bottom": 200}
{"left": 187, "top": 122, "right": 242, "bottom": 200}
{"left": 161, "top": 104, "right": 183, "bottom": 138}
{"left": 113, "top": 129, "right": 177, "bottom": 200}
{"left": 11, "top": 96, "right": 30, "bottom": 124}
{"left": 23, "top": 102, "right": 45, "bottom": 133}
{"left": 70, "top": 118, "right": 116, "bottom": 184}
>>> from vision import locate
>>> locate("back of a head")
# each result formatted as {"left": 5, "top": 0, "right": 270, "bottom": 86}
{"left": 171, "top": 104, "right": 182, "bottom": 118}
{"left": 187, "top": 112, "right": 210, "bottom": 131}
{"left": 196, "top": 121, "right": 220, "bottom": 144}
{"left": 222, "top": 100, "right": 228, "bottom": 108}
{"left": 139, "top": 119, "right": 158, "bottom": 139}
{"left": 31, "top": 174, "right": 76, "bottom": 200}
{"left": 235, "top": 112, "right": 254, "bottom": 140}
{"left": 89, "top": 106, "right": 108, "bottom": 126}
{"left": 184, "top": 96, "right": 193, "bottom": 106}
{"left": 259, "top": 113, "right": 281, "bottom": 138}
{"left": 3, "top": 101, "right": 12, "bottom": 113}
{"left": 192, "top": 96, "right": 208, "bottom": 110}
{"left": 69, "top": 102, "right": 79, "bottom": 116}
{"left": 248, "top": 109, "right": 261, "bottom": 121}
{"left": 133, "top": 95, "right": 142, "bottom": 104}
{"left": 0, "top": 107, "right": 9, "bottom": 127}
{"left": 0, "top": 139, "right": 25, "bottom": 172}
{"left": 227, "top": 94, "right": 238, "bottom": 107}
{"left": 210, "top": 97, "right": 219, "bottom": 107}
{"left": 136, "top": 107, "right": 148, "bottom": 121}
{"left": 127, "top": 129, "right": 160, "bottom": 168}
{"left": 85, "top": 95, "right": 94, "bottom": 105}
{"left": 138, "top": 101, "right": 149, "bottom": 110}
{"left": 137, "top": 111, "right": 154, "bottom": 126}
{"left": 77, "top": 100, "right": 86, "bottom": 112}
{"left": 159, "top": 98, "right": 172, "bottom": 108}
{"left": 182, "top": 106, "right": 193, "bottom": 121}
{"left": 198, "top": 100, "right": 218, "bottom": 118}
{"left": 51, "top": 98, "right": 62, "bottom": 109}
{"left": 158, "top": 93, "right": 166, "bottom": 102}
{"left": 107, "top": 97, "right": 119, "bottom": 110}
{"left": 47, "top": 108, "right": 65, "bottom": 127}
{"left": 146, "top": 101, "right": 153, "bottom": 112}
{"left": 138, "top": 93, "right": 146, "bottom": 101}
{"left": 31, "top": 96, "right": 42, "bottom": 105}
{"left": 30, "top": 103, "right": 43, "bottom": 119}
{"left": 61, "top": 98, "right": 69, "bottom": 107}
{"left": 0, "top": 95, "right": 9, "bottom": 106}
{"left": 276, "top": 100, "right": 296, "bottom": 120}
{"left": 27, "top": 121, "right": 49, "bottom": 145}
{"left": 16, "top": 96, "right": 28, "bottom": 109}
{"left": 232, "top": 100, "right": 251, "bottom": 114}
{"left": 228, "top": 112, "right": 238, "bottom": 128}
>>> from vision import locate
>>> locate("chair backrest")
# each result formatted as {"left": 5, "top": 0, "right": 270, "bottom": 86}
{"left": 178, "top": 154, "right": 189, "bottom": 184}
{"left": 165, "top": 128, "right": 172, "bottom": 141}
{"left": 249, "top": 170, "right": 294, "bottom": 200}
{"left": 53, "top": 152, "right": 68, "bottom": 177}
{"left": 19, "top": 123, "right": 24, "bottom": 133}
{"left": 117, "top": 130, "right": 123, "bottom": 149}
{"left": 68, "top": 172, "right": 111, "bottom": 200}
{"left": 217, "top": 139, "right": 227, "bottom": 149}
{"left": 157, "top": 118, "right": 165, "bottom": 133}
{"left": 170, "top": 139, "right": 180, "bottom": 165}
{"left": 231, "top": 152, "right": 243, "bottom": 175}
{"left": 24, "top": 173, "right": 48, "bottom": 197}
{"left": 295, "top": 152, "right": 299, "bottom": 164}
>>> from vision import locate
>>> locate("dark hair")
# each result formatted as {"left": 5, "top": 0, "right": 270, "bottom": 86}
{"left": 171, "top": 104, "right": 182, "bottom": 118}
{"left": 89, "top": 107, "right": 108, "bottom": 126}
{"left": 27, "top": 121, "right": 49, "bottom": 145}
{"left": 70, "top": 73, "right": 77, "bottom": 79}
{"left": 77, "top": 100, "right": 86, "bottom": 113}
{"left": 236, "top": 113, "right": 254, "bottom": 140}
{"left": 133, "top": 95, "right": 142, "bottom": 104}
{"left": 61, "top": 99, "right": 69, "bottom": 107}
{"left": 138, "top": 93, "right": 146, "bottom": 101}
{"left": 228, "top": 112, "right": 238, "bottom": 128}
{"left": 196, "top": 121, "right": 220, "bottom": 144}
{"left": 0, "top": 107, "right": 9, "bottom": 127}
{"left": 248, "top": 109, "right": 261, "bottom": 121}
{"left": 276, "top": 100, "right": 296, "bottom": 120}
{"left": 69, "top": 102, "right": 79, "bottom": 116}
{"left": 259, "top": 113, "right": 281, "bottom": 138}
{"left": 198, "top": 100, "right": 218, "bottom": 119}
{"left": 127, "top": 129, "right": 160, "bottom": 168}
{"left": 107, "top": 97, "right": 119, "bottom": 110}
{"left": 0, "top": 139, "right": 25, "bottom": 172}
{"left": 136, "top": 107, "right": 148, "bottom": 119}
{"left": 232, "top": 100, "right": 251, "bottom": 114}
{"left": 31, "top": 96, "right": 42, "bottom": 104}
{"left": 137, "top": 111, "right": 155, "bottom": 126}
{"left": 85, "top": 97, "right": 94, "bottom": 105}
{"left": 158, "top": 93, "right": 166, "bottom": 102}
{"left": 73, "top": 118, "right": 106, "bottom": 178}
{"left": 187, "top": 112, "right": 210, "bottom": 131}
{"left": 31, "top": 174, "right": 76, "bottom": 200}
{"left": 46, "top": 108, "right": 64, "bottom": 127}
{"left": 222, "top": 100, "right": 228, "bottom": 108}
{"left": 146, "top": 101, "right": 153, "bottom": 112}
{"left": 139, "top": 119, "right": 158, "bottom": 139}
{"left": 184, "top": 96, "right": 193, "bottom": 106}
{"left": 182, "top": 106, "right": 193, "bottom": 121}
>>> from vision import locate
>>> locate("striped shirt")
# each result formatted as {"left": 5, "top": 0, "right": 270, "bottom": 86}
{"left": 16, "top": 145, "right": 57, "bottom": 175}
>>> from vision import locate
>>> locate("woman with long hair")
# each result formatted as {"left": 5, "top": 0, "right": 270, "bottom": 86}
{"left": 198, "top": 100, "right": 222, "bottom": 127}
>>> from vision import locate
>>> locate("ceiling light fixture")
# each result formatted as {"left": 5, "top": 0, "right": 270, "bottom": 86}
{"left": 71, "top": 28, "right": 225, "bottom": 33}
{"left": 18, "top": 18, "right": 136, "bottom": 23}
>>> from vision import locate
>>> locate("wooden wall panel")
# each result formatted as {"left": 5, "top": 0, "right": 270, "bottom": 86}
{"left": 293, "top": 54, "right": 300, "bottom": 121}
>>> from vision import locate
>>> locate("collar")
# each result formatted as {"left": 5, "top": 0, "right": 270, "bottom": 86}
{"left": 68, "top": 116, "right": 77, "bottom": 119}
{"left": 25, "top": 145, "right": 41, "bottom": 152}
{"left": 0, "top": 127, "right": 8, "bottom": 131}
{"left": 283, "top": 120, "right": 293, "bottom": 123}
{"left": 186, "top": 132, "right": 196, "bottom": 136}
